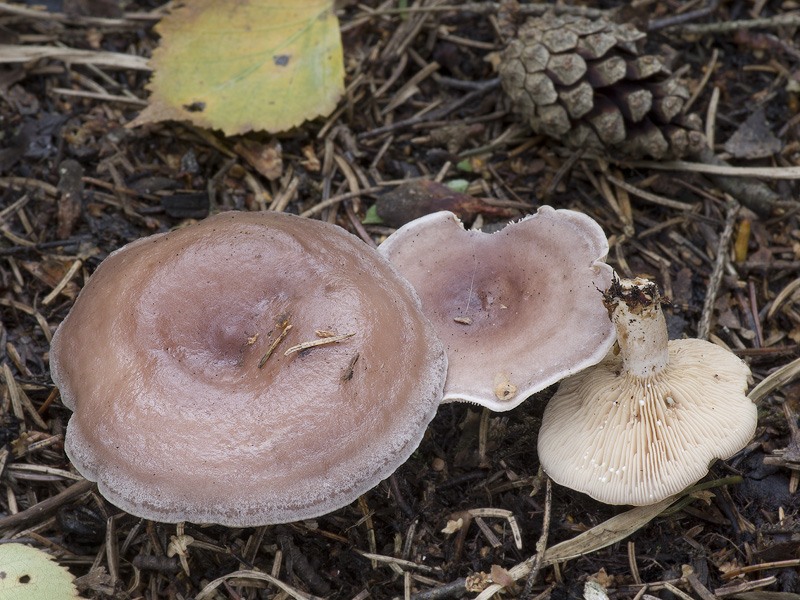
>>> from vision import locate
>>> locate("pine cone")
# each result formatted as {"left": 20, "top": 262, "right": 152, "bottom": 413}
{"left": 499, "top": 13, "right": 706, "bottom": 159}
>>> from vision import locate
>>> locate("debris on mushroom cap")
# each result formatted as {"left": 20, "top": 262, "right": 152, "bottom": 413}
{"left": 538, "top": 276, "right": 757, "bottom": 505}
{"left": 50, "top": 211, "right": 447, "bottom": 526}
{"left": 378, "top": 206, "right": 615, "bottom": 411}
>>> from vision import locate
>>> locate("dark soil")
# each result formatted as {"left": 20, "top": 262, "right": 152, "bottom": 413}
{"left": 1, "top": 1, "right": 800, "bottom": 599}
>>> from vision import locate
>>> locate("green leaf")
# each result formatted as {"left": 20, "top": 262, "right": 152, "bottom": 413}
{"left": 0, "top": 544, "right": 79, "bottom": 600}
{"left": 456, "top": 159, "right": 473, "bottom": 172}
{"left": 130, "top": 0, "right": 344, "bottom": 135}
{"left": 445, "top": 179, "right": 469, "bottom": 193}
{"left": 362, "top": 204, "right": 384, "bottom": 225}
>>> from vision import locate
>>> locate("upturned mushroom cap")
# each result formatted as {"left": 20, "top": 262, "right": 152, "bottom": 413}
{"left": 378, "top": 207, "right": 614, "bottom": 411}
{"left": 51, "top": 211, "right": 447, "bottom": 526}
{"left": 538, "top": 277, "right": 757, "bottom": 505}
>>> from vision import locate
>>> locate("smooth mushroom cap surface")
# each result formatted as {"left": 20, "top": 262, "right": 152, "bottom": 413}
{"left": 538, "top": 277, "right": 757, "bottom": 505}
{"left": 378, "top": 207, "right": 614, "bottom": 411}
{"left": 51, "top": 211, "right": 447, "bottom": 526}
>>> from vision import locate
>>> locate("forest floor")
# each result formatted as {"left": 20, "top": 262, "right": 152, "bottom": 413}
{"left": 1, "top": 1, "right": 800, "bottom": 599}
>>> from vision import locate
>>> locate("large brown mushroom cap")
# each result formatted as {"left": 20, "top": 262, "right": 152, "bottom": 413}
{"left": 378, "top": 207, "right": 614, "bottom": 411}
{"left": 538, "top": 277, "right": 757, "bottom": 505}
{"left": 51, "top": 211, "right": 447, "bottom": 526}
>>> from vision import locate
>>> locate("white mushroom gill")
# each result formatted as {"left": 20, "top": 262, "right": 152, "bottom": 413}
{"left": 538, "top": 277, "right": 757, "bottom": 505}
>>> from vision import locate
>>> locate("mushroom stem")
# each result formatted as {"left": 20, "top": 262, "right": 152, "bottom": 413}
{"left": 604, "top": 277, "right": 669, "bottom": 379}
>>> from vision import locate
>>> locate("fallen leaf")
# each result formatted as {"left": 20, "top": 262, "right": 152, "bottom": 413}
{"left": 130, "top": 0, "right": 344, "bottom": 135}
{"left": 235, "top": 138, "right": 283, "bottom": 180}
{"left": 20, "top": 257, "right": 80, "bottom": 299}
{"left": 723, "top": 107, "right": 782, "bottom": 159}
{"left": 375, "top": 180, "right": 515, "bottom": 228}
{"left": 0, "top": 544, "right": 79, "bottom": 600}
{"left": 489, "top": 564, "right": 515, "bottom": 588}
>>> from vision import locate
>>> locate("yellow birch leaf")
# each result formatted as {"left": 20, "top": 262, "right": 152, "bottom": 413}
{"left": 129, "top": 0, "right": 344, "bottom": 135}
{"left": 0, "top": 544, "right": 79, "bottom": 600}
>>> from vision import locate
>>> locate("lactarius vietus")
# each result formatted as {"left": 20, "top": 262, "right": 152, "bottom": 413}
{"left": 538, "top": 276, "right": 757, "bottom": 505}
{"left": 378, "top": 207, "right": 615, "bottom": 411}
{"left": 51, "top": 211, "right": 447, "bottom": 526}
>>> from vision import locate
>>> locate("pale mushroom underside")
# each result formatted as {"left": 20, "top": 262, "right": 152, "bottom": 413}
{"left": 539, "top": 339, "right": 756, "bottom": 505}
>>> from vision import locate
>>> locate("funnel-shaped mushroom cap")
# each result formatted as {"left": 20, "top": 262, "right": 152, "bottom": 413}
{"left": 51, "top": 211, "right": 447, "bottom": 526}
{"left": 378, "top": 207, "right": 614, "bottom": 411}
{"left": 538, "top": 277, "right": 757, "bottom": 505}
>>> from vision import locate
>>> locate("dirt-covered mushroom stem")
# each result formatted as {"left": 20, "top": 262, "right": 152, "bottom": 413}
{"left": 538, "top": 276, "right": 757, "bottom": 505}
{"left": 602, "top": 276, "right": 668, "bottom": 379}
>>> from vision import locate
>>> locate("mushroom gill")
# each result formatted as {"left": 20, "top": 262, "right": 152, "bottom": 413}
{"left": 537, "top": 276, "right": 757, "bottom": 505}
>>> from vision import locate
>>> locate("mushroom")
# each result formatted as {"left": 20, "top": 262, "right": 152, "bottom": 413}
{"left": 50, "top": 211, "right": 447, "bottom": 526}
{"left": 377, "top": 207, "right": 615, "bottom": 411}
{"left": 538, "top": 276, "right": 757, "bottom": 505}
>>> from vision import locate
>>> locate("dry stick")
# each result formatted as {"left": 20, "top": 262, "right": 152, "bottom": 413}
{"left": 357, "top": 2, "right": 608, "bottom": 18}
{"left": 625, "top": 149, "right": 792, "bottom": 217}
{"left": 0, "top": 1, "right": 161, "bottom": 26}
{"left": 358, "top": 81, "right": 500, "bottom": 140}
{"left": 697, "top": 147, "right": 786, "bottom": 218}
{"left": 628, "top": 541, "right": 643, "bottom": 585}
{"left": 409, "top": 578, "right": 468, "bottom": 600}
{"left": 299, "top": 186, "right": 381, "bottom": 218}
{"left": 543, "top": 149, "right": 583, "bottom": 199}
{"left": 277, "top": 527, "right": 331, "bottom": 597}
{"left": 258, "top": 324, "right": 292, "bottom": 368}
{"left": 697, "top": 201, "right": 739, "bottom": 341}
{"left": 283, "top": 333, "right": 355, "bottom": 357}
{"left": 682, "top": 565, "right": 718, "bottom": 600}
{"left": 683, "top": 48, "right": 718, "bottom": 114}
{"left": 748, "top": 355, "right": 800, "bottom": 404}
{"left": 606, "top": 174, "right": 695, "bottom": 211}
{"left": 648, "top": 0, "right": 719, "bottom": 31}
{"left": 0, "top": 479, "right": 95, "bottom": 532}
{"left": 705, "top": 86, "right": 720, "bottom": 148}
{"left": 52, "top": 88, "right": 148, "bottom": 106}
{"left": 663, "top": 12, "right": 800, "bottom": 34}
{"left": 0, "top": 44, "right": 150, "bottom": 70}
{"left": 195, "top": 569, "right": 321, "bottom": 600}
{"left": 520, "top": 477, "right": 552, "bottom": 599}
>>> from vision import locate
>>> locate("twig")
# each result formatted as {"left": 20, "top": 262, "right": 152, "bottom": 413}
{"left": 0, "top": 44, "right": 150, "bottom": 70}
{"left": 0, "top": 1, "right": 163, "bottom": 25}
{"left": 626, "top": 148, "right": 793, "bottom": 217}
{"left": 623, "top": 157, "right": 800, "bottom": 179}
{"left": 606, "top": 175, "right": 696, "bottom": 211}
{"left": 544, "top": 150, "right": 583, "bottom": 199}
{"left": 0, "top": 479, "right": 94, "bottom": 532}
{"left": 358, "top": 81, "right": 500, "bottom": 140}
{"left": 647, "top": 0, "right": 719, "bottom": 31}
{"left": 705, "top": 86, "right": 720, "bottom": 147}
{"left": 355, "top": 3, "right": 608, "bottom": 19}
{"left": 299, "top": 186, "right": 381, "bottom": 218}
{"left": 521, "top": 477, "right": 552, "bottom": 599}
{"left": 697, "top": 201, "right": 739, "bottom": 340}
{"left": 748, "top": 355, "right": 800, "bottom": 404}
{"left": 52, "top": 88, "right": 148, "bottom": 106}
{"left": 258, "top": 324, "right": 292, "bottom": 368}
{"left": 683, "top": 48, "right": 718, "bottom": 114}
{"left": 283, "top": 333, "right": 355, "bottom": 357}
{"left": 410, "top": 578, "right": 468, "bottom": 600}
{"left": 196, "top": 569, "right": 321, "bottom": 600}
{"left": 662, "top": 13, "right": 800, "bottom": 34}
